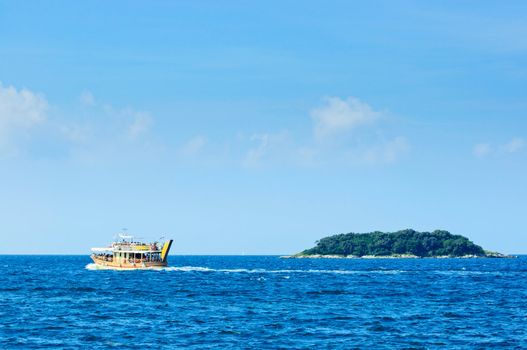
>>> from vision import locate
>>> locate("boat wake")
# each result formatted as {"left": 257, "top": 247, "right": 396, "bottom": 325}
{"left": 160, "top": 266, "right": 406, "bottom": 275}
{"left": 85, "top": 263, "right": 405, "bottom": 274}
{"left": 85, "top": 263, "right": 100, "bottom": 270}
{"left": 85, "top": 264, "right": 510, "bottom": 276}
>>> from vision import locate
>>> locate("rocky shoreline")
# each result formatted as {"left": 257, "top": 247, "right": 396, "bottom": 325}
{"left": 281, "top": 252, "right": 515, "bottom": 259}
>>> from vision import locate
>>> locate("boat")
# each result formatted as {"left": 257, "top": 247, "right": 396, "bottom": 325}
{"left": 91, "top": 233, "right": 173, "bottom": 269}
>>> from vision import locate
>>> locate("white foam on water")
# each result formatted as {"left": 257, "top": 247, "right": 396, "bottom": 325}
{"left": 163, "top": 266, "right": 215, "bottom": 272}
{"left": 158, "top": 266, "right": 407, "bottom": 275}
{"left": 85, "top": 264, "right": 502, "bottom": 276}
{"left": 432, "top": 270, "right": 506, "bottom": 276}
{"left": 85, "top": 263, "right": 99, "bottom": 270}
{"left": 85, "top": 262, "right": 408, "bottom": 274}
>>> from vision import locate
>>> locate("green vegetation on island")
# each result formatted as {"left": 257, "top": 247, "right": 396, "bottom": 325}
{"left": 294, "top": 229, "right": 509, "bottom": 258}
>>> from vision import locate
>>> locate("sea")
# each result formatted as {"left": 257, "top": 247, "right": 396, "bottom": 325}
{"left": 1, "top": 255, "right": 526, "bottom": 349}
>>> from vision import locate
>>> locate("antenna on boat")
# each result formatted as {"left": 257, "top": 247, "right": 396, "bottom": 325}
{"left": 118, "top": 228, "right": 133, "bottom": 241}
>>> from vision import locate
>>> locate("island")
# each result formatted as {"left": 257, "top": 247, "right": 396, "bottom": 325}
{"left": 284, "top": 229, "right": 512, "bottom": 258}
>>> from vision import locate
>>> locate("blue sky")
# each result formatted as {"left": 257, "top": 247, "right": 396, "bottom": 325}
{"left": 0, "top": 1, "right": 526, "bottom": 254}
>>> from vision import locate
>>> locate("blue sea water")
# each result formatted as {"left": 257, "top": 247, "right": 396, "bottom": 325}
{"left": 1, "top": 256, "right": 527, "bottom": 349}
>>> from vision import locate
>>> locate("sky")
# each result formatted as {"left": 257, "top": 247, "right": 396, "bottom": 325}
{"left": 0, "top": 0, "right": 526, "bottom": 254}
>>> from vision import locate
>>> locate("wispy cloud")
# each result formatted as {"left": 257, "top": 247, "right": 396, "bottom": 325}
{"left": 245, "top": 134, "right": 270, "bottom": 166}
{"left": 79, "top": 90, "right": 95, "bottom": 106}
{"left": 311, "top": 97, "right": 380, "bottom": 140}
{"left": 78, "top": 92, "right": 154, "bottom": 141}
{"left": 0, "top": 82, "right": 48, "bottom": 156}
{"left": 0, "top": 84, "right": 158, "bottom": 160}
{"left": 473, "top": 143, "right": 492, "bottom": 157}
{"left": 297, "top": 135, "right": 410, "bottom": 166}
{"left": 308, "top": 97, "right": 407, "bottom": 165}
{"left": 59, "top": 124, "right": 91, "bottom": 143}
{"left": 126, "top": 110, "right": 152, "bottom": 139}
{"left": 0, "top": 82, "right": 48, "bottom": 138}
{"left": 242, "top": 96, "right": 407, "bottom": 168}
{"left": 243, "top": 133, "right": 285, "bottom": 167}
{"left": 473, "top": 138, "right": 525, "bottom": 158}
{"left": 3, "top": 85, "right": 408, "bottom": 168}
{"left": 179, "top": 135, "right": 207, "bottom": 156}
{"left": 365, "top": 136, "right": 409, "bottom": 164}
{"left": 243, "top": 131, "right": 290, "bottom": 167}
{"left": 503, "top": 137, "right": 524, "bottom": 153}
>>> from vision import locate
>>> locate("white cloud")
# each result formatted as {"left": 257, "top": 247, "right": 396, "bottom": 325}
{"left": 473, "top": 143, "right": 492, "bottom": 157}
{"left": 311, "top": 96, "right": 380, "bottom": 140}
{"left": 59, "top": 124, "right": 90, "bottom": 143}
{"left": 244, "top": 134, "right": 272, "bottom": 167}
{"left": 294, "top": 146, "right": 319, "bottom": 167}
{"left": 381, "top": 137, "right": 410, "bottom": 163}
{"left": 242, "top": 97, "right": 407, "bottom": 168}
{"left": 244, "top": 131, "right": 289, "bottom": 167}
{"left": 180, "top": 135, "right": 207, "bottom": 156}
{"left": 362, "top": 137, "right": 409, "bottom": 164}
{"left": 0, "top": 82, "right": 48, "bottom": 140}
{"left": 79, "top": 90, "right": 95, "bottom": 106}
{"left": 473, "top": 138, "right": 524, "bottom": 158}
{"left": 126, "top": 110, "right": 152, "bottom": 139}
{"left": 503, "top": 137, "right": 524, "bottom": 153}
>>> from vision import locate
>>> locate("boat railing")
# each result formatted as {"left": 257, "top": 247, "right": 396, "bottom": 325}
{"left": 92, "top": 254, "right": 114, "bottom": 262}
{"left": 112, "top": 244, "right": 160, "bottom": 252}
{"left": 126, "top": 257, "right": 163, "bottom": 263}
{"left": 92, "top": 254, "right": 162, "bottom": 264}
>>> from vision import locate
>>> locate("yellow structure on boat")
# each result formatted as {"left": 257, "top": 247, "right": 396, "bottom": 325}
{"left": 91, "top": 233, "right": 173, "bottom": 269}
